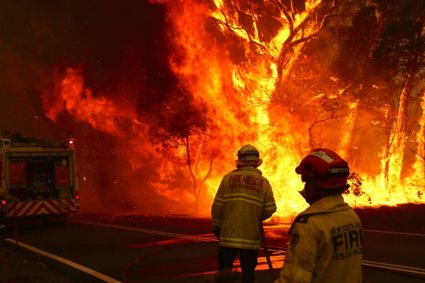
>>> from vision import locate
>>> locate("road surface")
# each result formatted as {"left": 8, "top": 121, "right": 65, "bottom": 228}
{"left": 0, "top": 213, "right": 424, "bottom": 283}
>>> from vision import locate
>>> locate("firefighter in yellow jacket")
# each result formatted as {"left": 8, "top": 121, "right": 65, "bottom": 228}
{"left": 275, "top": 148, "right": 363, "bottom": 283}
{"left": 212, "top": 144, "right": 277, "bottom": 283}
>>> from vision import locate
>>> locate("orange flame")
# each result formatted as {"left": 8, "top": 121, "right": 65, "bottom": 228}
{"left": 42, "top": 1, "right": 424, "bottom": 219}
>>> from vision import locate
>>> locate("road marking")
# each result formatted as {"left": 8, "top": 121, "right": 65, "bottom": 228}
{"left": 70, "top": 220, "right": 425, "bottom": 279}
{"left": 364, "top": 229, "right": 425, "bottom": 237}
{"left": 4, "top": 238, "right": 123, "bottom": 283}
{"left": 72, "top": 219, "right": 425, "bottom": 239}
{"left": 364, "top": 261, "right": 425, "bottom": 272}
{"left": 70, "top": 219, "right": 218, "bottom": 242}
{"left": 363, "top": 260, "right": 425, "bottom": 277}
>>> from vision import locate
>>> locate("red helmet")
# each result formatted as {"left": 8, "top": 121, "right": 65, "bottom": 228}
{"left": 296, "top": 148, "right": 349, "bottom": 189}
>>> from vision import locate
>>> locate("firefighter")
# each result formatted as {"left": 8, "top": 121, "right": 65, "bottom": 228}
{"left": 275, "top": 148, "right": 363, "bottom": 283}
{"left": 211, "top": 144, "right": 277, "bottom": 283}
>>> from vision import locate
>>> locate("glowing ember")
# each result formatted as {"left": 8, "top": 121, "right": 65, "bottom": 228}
{"left": 41, "top": 0, "right": 424, "bottom": 220}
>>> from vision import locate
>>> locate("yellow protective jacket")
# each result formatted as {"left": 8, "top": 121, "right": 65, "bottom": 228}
{"left": 211, "top": 166, "right": 277, "bottom": 250}
{"left": 275, "top": 194, "right": 362, "bottom": 283}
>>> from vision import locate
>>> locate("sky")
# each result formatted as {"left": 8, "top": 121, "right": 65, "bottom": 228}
{"left": 0, "top": 0, "right": 173, "bottom": 139}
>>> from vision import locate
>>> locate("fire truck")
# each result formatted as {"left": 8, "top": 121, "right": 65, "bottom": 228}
{"left": 0, "top": 133, "right": 79, "bottom": 222}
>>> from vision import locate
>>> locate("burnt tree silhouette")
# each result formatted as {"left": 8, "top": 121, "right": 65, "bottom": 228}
{"left": 149, "top": 88, "right": 213, "bottom": 213}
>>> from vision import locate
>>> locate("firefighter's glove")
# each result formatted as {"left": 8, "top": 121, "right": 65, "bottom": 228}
{"left": 213, "top": 227, "right": 220, "bottom": 239}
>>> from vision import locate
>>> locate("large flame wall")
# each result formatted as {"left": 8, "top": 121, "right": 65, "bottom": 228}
{"left": 3, "top": 0, "right": 422, "bottom": 219}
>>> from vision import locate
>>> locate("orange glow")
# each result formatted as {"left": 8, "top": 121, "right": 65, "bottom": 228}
{"left": 42, "top": 1, "right": 424, "bottom": 219}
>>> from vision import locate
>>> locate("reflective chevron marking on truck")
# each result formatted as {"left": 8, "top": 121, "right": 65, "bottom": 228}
{"left": 6, "top": 199, "right": 79, "bottom": 217}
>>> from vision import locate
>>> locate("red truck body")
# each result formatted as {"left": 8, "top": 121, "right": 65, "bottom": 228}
{"left": 0, "top": 134, "right": 79, "bottom": 220}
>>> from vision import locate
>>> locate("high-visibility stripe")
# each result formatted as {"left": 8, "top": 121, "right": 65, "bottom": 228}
{"left": 265, "top": 202, "right": 277, "bottom": 209}
{"left": 225, "top": 193, "right": 262, "bottom": 203}
{"left": 221, "top": 237, "right": 260, "bottom": 244}
{"left": 223, "top": 197, "right": 262, "bottom": 208}
{"left": 220, "top": 236, "right": 261, "bottom": 249}
{"left": 214, "top": 196, "right": 224, "bottom": 202}
{"left": 213, "top": 201, "right": 223, "bottom": 206}
{"left": 223, "top": 193, "right": 263, "bottom": 207}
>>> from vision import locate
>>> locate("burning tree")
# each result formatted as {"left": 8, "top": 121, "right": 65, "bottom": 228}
{"left": 163, "top": 0, "right": 425, "bottom": 208}
{"left": 28, "top": 0, "right": 424, "bottom": 215}
{"left": 346, "top": 172, "right": 365, "bottom": 208}
{"left": 149, "top": 90, "right": 215, "bottom": 213}
{"left": 371, "top": 0, "right": 425, "bottom": 187}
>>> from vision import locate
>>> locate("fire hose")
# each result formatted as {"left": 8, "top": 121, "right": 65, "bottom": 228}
{"left": 122, "top": 224, "right": 278, "bottom": 283}
{"left": 260, "top": 222, "right": 277, "bottom": 282}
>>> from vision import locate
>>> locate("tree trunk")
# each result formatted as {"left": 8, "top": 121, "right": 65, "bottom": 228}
{"left": 383, "top": 77, "right": 412, "bottom": 188}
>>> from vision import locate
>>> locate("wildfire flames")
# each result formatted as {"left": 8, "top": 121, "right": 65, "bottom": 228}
{"left": 41, "top": 0, "right": 424, "bottom": 220}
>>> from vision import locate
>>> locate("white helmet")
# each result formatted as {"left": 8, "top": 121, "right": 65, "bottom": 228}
{"left": 236, "top": 144, "right": 263, "bottom": 168}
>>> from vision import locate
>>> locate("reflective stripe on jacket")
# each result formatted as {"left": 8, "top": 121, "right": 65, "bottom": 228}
{"left": 275, "top": 194, "right": 363, "bottom": 283}
{"left": 211, "top": 166, "right": 277, "bottom": 250}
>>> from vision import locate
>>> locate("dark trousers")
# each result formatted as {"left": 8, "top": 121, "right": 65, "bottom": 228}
{"left": 217, "top": 246, "right": 259, "bottom": 283}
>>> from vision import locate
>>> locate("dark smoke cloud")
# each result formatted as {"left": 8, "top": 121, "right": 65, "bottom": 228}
{"left": 0, "top": 0, "right": 203, "bottom": 136}
{"left": 0, "top": 0, "right": 193, "bottom": 213}
{"left": 0, "top": 0, "right": 172, "bottom": 117}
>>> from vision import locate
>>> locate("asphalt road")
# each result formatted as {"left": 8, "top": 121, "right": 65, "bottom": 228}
{"left": 1, "top": 214, "right": 424, "bottom": 283}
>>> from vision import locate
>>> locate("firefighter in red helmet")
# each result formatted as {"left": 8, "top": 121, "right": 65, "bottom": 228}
{"left": 275, "top": 148, "right": 363, "bottom": 283}
{"left": 212, "top": 144, "right": 277, "bottom": 283}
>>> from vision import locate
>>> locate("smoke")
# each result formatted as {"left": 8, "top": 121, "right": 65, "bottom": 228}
{"left": 0, "top": 0, "right": 205, "bottom": 214}
{"left": 1, "top": 0, "right": 423, "bottom": 215}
